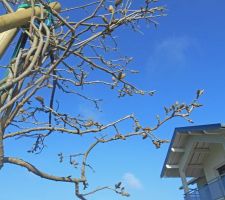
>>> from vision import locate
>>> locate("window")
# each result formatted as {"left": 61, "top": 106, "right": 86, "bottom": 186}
{"left": 217, "top": 164, "right": 225, "bottom": 176}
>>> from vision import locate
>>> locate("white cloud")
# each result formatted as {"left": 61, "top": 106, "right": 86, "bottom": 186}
{"left": 78, "top": 104, "right": 103, "bottom": 121}
{"left": 147, "top": 36, "right": 198, "bottom": 73}
{"left": 122, "top": 172, "right": 143, "bottom": 190}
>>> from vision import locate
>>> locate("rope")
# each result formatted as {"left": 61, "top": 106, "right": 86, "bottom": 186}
{"left": 0, "top": 31, "right": 28, "bottom": 97}
{"left": 18, "top": 1, "right": 54, "bottom": 27}
{"left": 46, "top": 0, "right": 53, "bottom": 26}
{"left": 11, "top": 32, "right": 28, "bottom": 59}
{"left": 18, "top": 3, "right": 39, "bottom": 9}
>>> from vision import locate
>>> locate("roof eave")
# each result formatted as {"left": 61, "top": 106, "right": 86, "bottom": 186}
{"left": 160, "top": 123, "right": 223, "bottom": 178}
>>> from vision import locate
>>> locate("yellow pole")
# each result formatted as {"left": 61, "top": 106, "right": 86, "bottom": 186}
{"left": 0, "top": 2, "right": 61, "bottom": 59}
{"left": 0, "top": 2, "right": 61, "bottom": 33}
{"left": 0, "top": 29, "right": 18, "bottom": 59}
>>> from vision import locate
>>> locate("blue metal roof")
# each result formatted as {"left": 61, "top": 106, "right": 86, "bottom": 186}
{"left": 160, "top": 123, "right": 224, "bottom": 178}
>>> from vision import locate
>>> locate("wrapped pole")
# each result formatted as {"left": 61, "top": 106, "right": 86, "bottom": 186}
{"left": 0, "top": 2, "right": 61, "bottom": 33}
{"left": 0, "top": 2, "right": 61, "bottom": 59}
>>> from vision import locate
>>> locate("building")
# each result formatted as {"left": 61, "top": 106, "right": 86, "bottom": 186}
{"left": 161, "top": 123, "right": 225, "bottom": 200}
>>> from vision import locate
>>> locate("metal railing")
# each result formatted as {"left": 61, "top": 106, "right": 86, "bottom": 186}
{"left": 184, "top": 175, "right": 225, "bottom": 200}
{"left": 184, "top": 188, "right": 200, "bottom": 200}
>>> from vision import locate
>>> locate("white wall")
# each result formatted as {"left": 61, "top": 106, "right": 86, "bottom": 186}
{"left": 203, "top": 143, "right": 225, "bottom": 182}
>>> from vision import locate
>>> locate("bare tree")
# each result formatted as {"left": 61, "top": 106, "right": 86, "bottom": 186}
{"left": 0, "top": 0, "right": 203, "bottom": 199}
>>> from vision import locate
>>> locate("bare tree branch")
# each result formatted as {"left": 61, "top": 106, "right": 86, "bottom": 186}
{"left": 0, "top": 0, "right": 203, "bottom": 198}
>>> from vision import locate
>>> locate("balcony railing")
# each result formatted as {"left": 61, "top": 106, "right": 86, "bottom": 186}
{"left": 184, "top": 175, "right": 225, "bottom": 200}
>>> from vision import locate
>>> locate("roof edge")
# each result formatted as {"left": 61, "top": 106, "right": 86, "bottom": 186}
{"left": 160, "top": 123, "right": 223, "bottom": 178}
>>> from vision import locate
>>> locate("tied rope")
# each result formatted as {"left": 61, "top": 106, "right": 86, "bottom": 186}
{"left": 18, "top": 0, "right": 54, "bottom": 27}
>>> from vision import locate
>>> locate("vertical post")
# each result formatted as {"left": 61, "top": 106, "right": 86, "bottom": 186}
{"left": 222, "top": 142, "right": 225, "bottom": 151}
{"left": 179, "top": 168, "right": 189, "bottom": 194}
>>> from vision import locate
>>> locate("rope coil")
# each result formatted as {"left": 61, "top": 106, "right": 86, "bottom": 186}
{"left": 18, "top": 1, "right": 54, "bottom": 27}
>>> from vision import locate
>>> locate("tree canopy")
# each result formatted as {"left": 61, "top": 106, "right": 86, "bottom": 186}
{"left": 0, "top": 0, "right": 203, "bottom": 199}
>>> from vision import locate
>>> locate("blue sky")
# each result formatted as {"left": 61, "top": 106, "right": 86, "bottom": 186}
{"left": 1, "top": 0, "right": 225, "bottom": 200}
